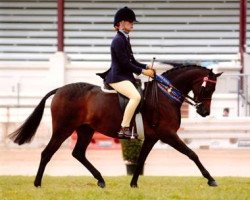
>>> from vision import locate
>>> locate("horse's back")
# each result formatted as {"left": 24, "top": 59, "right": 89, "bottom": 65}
{"left": 50, "top": 82, "right": 122, "bottom": 135}
{"left": 50, "top": 82, "right": 100, "bottom": 123}
{"left": 55, "top": 82, "right": 99, "bottom": 98}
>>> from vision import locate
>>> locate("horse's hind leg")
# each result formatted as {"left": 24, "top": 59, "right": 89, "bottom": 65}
{"left": 34, "top": 129, "right": 72, "bottom": 187}
{"left": 166, "top": 135, "right": 218, "bottom": 187}
{"left": 72, "top": 125, "right": 105, "bottom": 188}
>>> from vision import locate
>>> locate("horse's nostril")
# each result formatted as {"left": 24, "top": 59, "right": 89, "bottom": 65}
{"left": 203, "top": 110, "right": 210, "bottom": 116}
{"left": 197, "top": 107, "right": 210, "bottom": 117}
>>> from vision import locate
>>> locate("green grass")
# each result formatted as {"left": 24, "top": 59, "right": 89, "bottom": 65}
{"left": 0, "top": 176, "right": 249, "bottom": 200}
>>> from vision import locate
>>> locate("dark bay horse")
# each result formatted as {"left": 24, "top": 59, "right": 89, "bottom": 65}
{"left": 9, "top": 64, "right": 222, "bottom": 188}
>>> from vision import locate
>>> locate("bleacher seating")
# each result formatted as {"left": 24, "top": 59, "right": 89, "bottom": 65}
{"left": 179, "top": 117, "right": 250, "bottom": 140}
{"left": 154, "top": 117, "right": 250, "bottom": 149}
{"left": 0, "top": 0, "right": 246, "bottom": 62}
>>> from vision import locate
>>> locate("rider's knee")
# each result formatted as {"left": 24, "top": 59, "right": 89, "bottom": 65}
{"left": 134, "top": 93, "right": 141, "bottom": 102}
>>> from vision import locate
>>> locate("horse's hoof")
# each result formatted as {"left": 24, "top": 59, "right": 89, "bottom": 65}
{"left": 208, "top": 180, "right": 218, "bottom": 187}
{"left": 97, "top": 180, "right": 106, "bottom": 188}
{"left": 34, "top": 184, "right": 41, "bottom": 188}
{"left": 34, "top": 181, "right": 41, "bottom": 188}
{"left": 130, "top": 183, "right": 138, "bottom": 188}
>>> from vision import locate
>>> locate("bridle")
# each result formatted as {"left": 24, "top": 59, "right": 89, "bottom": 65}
{"left": 155, "top": 74, "right": 217, "bottom": 108}
{"left": 149, "top": 74, "right": 217, "bottom": 127}
{"left": 191, "top": 76, "right": 217, "bottom": 107}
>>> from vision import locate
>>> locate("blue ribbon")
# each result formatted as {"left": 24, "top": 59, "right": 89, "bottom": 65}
{"left": 155, "top": 74, "right": 172, "bottom": 86}
{"left": 155, "top": 75, "right": 183, "bottom": 104}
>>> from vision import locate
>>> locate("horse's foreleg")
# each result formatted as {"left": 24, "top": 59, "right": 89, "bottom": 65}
{"left": 34, "top": 130, "right": 72, "bottom": 187}
{"left": 72, "top": 125, "right": 105, "bottom": 188}
{"left": 130, "top": 138, "right": 157, "bottom": 188}
{"left": 167, "top": 135, "right": 218, "bottom": 187}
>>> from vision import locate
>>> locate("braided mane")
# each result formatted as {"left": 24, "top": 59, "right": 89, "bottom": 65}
{"left": 161, "top": 63, "right": 210, "bottom": 77}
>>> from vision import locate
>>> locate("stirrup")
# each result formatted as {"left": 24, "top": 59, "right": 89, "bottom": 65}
{"left": 118, "top": 127, "right": 138, "bottom": 139}
{"left": 130, "top": 126, "right": 138, "bottom": 139}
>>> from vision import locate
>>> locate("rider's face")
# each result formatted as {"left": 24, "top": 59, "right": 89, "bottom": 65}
{"left": 120, "top": 20, "right": 134, "bottom": 33}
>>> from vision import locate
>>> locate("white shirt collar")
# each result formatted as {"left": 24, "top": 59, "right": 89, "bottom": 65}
{"left": 119, "top": 30, "right": 129, "bottom": 39}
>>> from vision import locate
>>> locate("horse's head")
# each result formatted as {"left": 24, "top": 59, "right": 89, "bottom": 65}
{"left": 192, "top": 69, "right": 222, "bottom": 117}
{"left": 159, "top": 64, "right": 222, "bottom": 117}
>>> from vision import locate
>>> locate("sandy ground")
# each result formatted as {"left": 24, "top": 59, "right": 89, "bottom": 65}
{"left": 1, "top": 147, "right": 250, "bottom": 177}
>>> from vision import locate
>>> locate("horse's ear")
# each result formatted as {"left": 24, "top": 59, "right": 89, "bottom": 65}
{"left": 215, "top": 72, "right": 223, "bottom": 77}
{"left": 208, "top": 69, "right": 213, "bottom": 75}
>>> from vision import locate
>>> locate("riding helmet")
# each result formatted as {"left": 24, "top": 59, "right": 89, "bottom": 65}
{"left": 113, "top": 7, "right": 138, "bottom": 27}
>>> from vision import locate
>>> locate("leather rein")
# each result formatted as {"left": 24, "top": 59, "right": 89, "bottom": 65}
{"left": 155, "top": 75, "right": 217, "bottom": 108}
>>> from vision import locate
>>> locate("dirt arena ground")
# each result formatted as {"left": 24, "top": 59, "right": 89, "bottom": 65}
{"left": 1, "top": 147, "right": 250, "bottom": 177}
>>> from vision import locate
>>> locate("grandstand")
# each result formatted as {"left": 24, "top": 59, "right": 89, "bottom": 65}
{"left": 0, "top": 0, "right": 249, "bottom": 148}
{"left": 0, "top": 0, "right": 246, "bottom": 62}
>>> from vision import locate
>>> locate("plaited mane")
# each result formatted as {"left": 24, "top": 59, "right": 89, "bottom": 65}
{"left": 161, "top": 63, "right": 210, "bottom": 77}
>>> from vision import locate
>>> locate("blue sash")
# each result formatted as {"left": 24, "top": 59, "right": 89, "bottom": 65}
{"left": 155, "top": 75, "right": 184, "bottom": 104}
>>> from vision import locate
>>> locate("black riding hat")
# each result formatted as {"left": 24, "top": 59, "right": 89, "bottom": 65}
{"left": 113, "top": 7, "right": 138, "bottom": 27}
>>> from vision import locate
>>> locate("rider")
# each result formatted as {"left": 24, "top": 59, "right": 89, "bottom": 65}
{"left": 105, "top": 7, "right": 155, "bottom": 138}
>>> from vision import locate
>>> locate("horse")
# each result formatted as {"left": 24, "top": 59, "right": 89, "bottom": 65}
{"left": 9, "top": 63, "right": 222, "bottom": 188}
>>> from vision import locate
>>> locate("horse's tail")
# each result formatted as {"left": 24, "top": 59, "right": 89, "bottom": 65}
{"left": 8, "top": 88, "right": 59, "bottom": 145}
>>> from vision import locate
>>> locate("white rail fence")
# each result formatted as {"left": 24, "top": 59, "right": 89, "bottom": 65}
{"left": 1, "top": 105, "right": 250, "bottom": 149}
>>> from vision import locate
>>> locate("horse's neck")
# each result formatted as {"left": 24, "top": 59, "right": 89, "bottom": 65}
{"left": 169, "top": 69, "right": 208, "bottom": 95}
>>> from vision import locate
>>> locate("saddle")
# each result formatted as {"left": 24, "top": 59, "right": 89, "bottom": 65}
{"left": 117, "top": 79, "right": 143, "bottom": 113}
{"left": 96, "top": 72, "right": 145, "bottom": 138}
{"left": 96, "top": 71, "right": 143, "bottom": 113}
{"left": 103, "top": 79, "right": 143, "bottom": 114}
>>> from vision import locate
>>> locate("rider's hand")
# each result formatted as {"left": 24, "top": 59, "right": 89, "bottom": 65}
{"left": 142, "top": 69, "right": 155, "bottom": 78}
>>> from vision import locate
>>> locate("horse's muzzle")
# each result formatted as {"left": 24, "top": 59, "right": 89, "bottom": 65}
{"left": 196, "top": 104, "right": 210, "bottom": 117}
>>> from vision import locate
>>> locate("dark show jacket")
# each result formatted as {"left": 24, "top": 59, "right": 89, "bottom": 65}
{"left": 104, "top": 31, "right": 147, "bottom": 84}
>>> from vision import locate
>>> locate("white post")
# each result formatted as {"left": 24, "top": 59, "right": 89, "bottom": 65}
{"left": 244, "top": 53, "right": 250, "bottom": 74}
{"left": 244, "top": 53, "right": 250, "bottom": 115}
{"left": 47, "top": 52, "right": 70, "bottom": 88}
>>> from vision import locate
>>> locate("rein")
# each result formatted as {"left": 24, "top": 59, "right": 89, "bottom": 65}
{"left": 155, "top": 75, "right": 216, "bottom": 107}
{"left": 144, "top": 74, "right": 216, "bottom": 127}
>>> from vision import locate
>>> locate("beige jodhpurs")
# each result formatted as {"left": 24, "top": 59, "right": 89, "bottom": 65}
{"left": 110, "top": 80, "right": 141, "bottom": 127}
